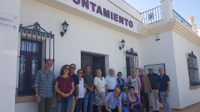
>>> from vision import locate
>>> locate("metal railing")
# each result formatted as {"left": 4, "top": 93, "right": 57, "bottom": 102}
{"left": 141, "top": 6, "right": 162, "bottom": 24}
{"left": 173, "top": 9, "right": 192, "bottom": 27}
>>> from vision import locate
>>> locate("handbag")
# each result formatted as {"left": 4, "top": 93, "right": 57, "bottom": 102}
{"left": 57, "top": 93, "right": 62, "bottom": 101}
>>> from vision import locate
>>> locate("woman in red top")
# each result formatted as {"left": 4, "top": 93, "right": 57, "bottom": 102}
{"left": 55, "top": 65, "right": 74, "bottom": 112}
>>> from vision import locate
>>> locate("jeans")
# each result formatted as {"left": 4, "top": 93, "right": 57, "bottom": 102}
{"left": 149, "top": 90, "right": 159, "bottom": 111}
{"left": 74, "top": 98, "right": 84, "bottom": 112}
{"left": 57, "top": 96, "right": 73, "bottom": 112}
{"left": 83, "top": 93, "right": 94, "bottom": 112}
{"left": 140, "top": 90, "right": 149, "bottom": 111}
{"left": 160, "top": 92, "right": 171, "bottom": 112}
{"left": 38, "top": 97, "right": 53, "bottom": 112}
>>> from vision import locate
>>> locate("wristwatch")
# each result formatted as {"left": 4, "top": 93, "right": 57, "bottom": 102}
{"left": 167, "top": 90, "right": 170, "bottom": 92}
{"left": 36, "top": 94, "right": 39, "bottom": 97}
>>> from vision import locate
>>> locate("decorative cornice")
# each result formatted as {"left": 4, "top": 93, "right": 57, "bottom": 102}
{"left": 138, "top": 18, "right": 200, "bottom": 46}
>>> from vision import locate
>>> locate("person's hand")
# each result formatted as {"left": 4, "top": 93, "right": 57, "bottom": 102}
{"left": 61, "top": 92, "right": 65, "bottom": 97}
{"left": 75, "top": 96, "right": 78, "bottom": 101}
{"left": 36, "top": 96, "right": 41, "bottom": 103}
{"left": 99, "top": 93, "right": 102, "bottom": 97}
{"left": 138, "top": 91, "right": 140, "bottom": 94}
{"left": 89, "top": 88, "right": 93, "bottom": 92}
{"left": 106, "top": 91, "right": 108, "bottom": 95}
{"left": 131, "top": 104, "right": 134, "bottom": 110}
{"left": 63, "top": 93, "right": 70, "bottom": 97}
{"left": 84, "top": 91, "right": 87, "bottom": 96}
{"left": 106, "top": 108, "right": 112, "bottom": 112}
{"left": 165, "top": 92, "right": 168, "bottom": 97}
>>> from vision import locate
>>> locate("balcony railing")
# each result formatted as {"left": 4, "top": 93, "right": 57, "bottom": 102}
{"left": 173, "top": 9, "right": 192, "bottom": 27}
{"left": 141, "top": 6, "right": 162, "bottom": 24}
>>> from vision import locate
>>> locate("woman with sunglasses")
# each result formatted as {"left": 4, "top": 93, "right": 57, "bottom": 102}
{"left": 74, "top": 69, "right": 87, "bottom": 112}
{"left": 117, "top": 72, "right": 125, "bottom": 92}
{"left": 55, "top": 65, "right": 74, "bottom": 112}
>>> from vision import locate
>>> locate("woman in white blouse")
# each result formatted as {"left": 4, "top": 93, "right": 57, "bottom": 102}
{"left": 93, "top": 69, "right": 107, "bottom": 112}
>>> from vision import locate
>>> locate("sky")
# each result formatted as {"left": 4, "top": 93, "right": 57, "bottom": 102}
{"left": 125, "top": 0, "right": 200, "bottom": 28}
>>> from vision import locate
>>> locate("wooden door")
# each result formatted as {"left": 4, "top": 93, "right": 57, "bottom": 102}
{"left": 81, "top": 53, "right": 93, "bottom": 74}
{"left": 93, "top": 56, "right": 105, "bottom": 77}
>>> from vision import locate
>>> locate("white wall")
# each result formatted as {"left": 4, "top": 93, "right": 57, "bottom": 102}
{"left": 0, "top": 0, "right": 21, "bottom": 112}
{"left": 172, "top": 31, "right": 200, "bottom": 108}
{"left": 15, "top": 0, "right": 140, "bottom": 111}
{"left": 139, "top": 31, "right": 181, "bottom": 109}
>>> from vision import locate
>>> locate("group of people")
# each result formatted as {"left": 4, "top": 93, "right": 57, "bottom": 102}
{"left": 34, "top": 60, "right": 171, "bottom": 112}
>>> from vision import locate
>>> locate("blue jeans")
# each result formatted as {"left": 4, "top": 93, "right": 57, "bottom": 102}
{"left": 57, "top": 96, "right": 73, "bottom": 112}
{"left": 83, "top": 93, "right": 94, "bottom": 112}
{"left": 160, "top": 92, "right": 172, "bottom": 112}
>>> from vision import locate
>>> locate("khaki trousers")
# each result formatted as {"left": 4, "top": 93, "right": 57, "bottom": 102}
{"left": 70, "top": 96, "right": 77, "bottom": 112}
{"left": 149, "top": 90, "right": 159, "bottom": 111}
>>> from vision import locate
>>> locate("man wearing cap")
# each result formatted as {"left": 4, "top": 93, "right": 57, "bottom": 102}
{"left": 34, "top": 60, "right": 55, "bottom": 112}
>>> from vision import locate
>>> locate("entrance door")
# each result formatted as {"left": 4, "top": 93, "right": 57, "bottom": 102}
{"left": 81, "top": 53, "right": 105, "bottom": 77}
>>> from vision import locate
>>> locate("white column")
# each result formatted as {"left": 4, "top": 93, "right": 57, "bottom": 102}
{"left": 160, "top": 0, "right": 173, "bottom": 21}
{"left": 0, "top": 0, "right": 21, "bottom": 112}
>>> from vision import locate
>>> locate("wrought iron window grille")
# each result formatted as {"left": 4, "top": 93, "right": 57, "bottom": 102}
{"left": 126, "top": 48, "right": 138, "bottom": 56}
{"left": 187, "top": 51, "right": 200, "bottom": 86}
{"left": 17, "top": 22, "right": 55, "bottom": 96}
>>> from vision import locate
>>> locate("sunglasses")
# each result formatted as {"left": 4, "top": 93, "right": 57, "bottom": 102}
{"left": 70, "top": 67, "right": 76, "bottom": 69}
{"left": 64, "top": 68, "right": 70, "bottom": 70}
{"left": 78, "top": 72, "right": 83, "bottom": 74}
{"left": 149, "top": 69, "right": 152, "bottom": 71}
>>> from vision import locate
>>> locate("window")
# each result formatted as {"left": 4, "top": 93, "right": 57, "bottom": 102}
{"left": 126, "top": 48, "right": 139, "bottom": 77}
{"left": 16, "top": 22, "right": 55, "bottom": 96}
{"left": 187, "top": 51, "right": 200, "bottom": 86}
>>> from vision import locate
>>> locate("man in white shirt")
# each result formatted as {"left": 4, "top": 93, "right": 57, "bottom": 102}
{"left": 106, "top": 68, "right": 117, "bottom": 93}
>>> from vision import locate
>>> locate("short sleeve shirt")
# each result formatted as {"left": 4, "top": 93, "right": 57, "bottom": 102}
{"left": 94, "top": 77, "right": 107, "bottom": 92}
{"left": 106, "top": 75, "right": 117, "bottom": 90}
{"left": 82, "top": 73, "right": 94, "bottom": 93}
{"left": 158, "top": 74, "right": 170, "bottom": 92}
{"left": 34, "top": 70, "right": 55, "bottom": 98}
{"left": 105, "top": 92, "right": 122, "bottom": 109}
{"left": 71, "top": 73, "right": 79, "bottom": 96}
{"left": 56, "top": 76, "right": 74, "bottom": 98}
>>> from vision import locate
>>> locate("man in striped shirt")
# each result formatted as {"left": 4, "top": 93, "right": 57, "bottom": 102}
{"left": 34, "top": 60, "right": 55, "bottom": 112}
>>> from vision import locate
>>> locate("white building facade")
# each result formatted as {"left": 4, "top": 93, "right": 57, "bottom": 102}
{"left": 0, "top": 0, "right": 200, "bottom": 112}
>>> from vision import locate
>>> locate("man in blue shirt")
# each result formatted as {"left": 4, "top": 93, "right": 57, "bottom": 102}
{"left": 34, "top": 60, "right": 55, "bottom": 112}
{"left": 102, "top": 87, "right": 122, "bottom": 112}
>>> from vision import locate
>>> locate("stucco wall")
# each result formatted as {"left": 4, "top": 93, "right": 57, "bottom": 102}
{"left": 15, "top": 0, "right": 140, "bottom": 111}
{"left": 0, "top": 0, "right": 21, "bottom": 112}
{"left": 172, "top": 31, "right": 200, "bottom": 108}
{"left": 139, "top": 31, "right": 181, "bottom": 109}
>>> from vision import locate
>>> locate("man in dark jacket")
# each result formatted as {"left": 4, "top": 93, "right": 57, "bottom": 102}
{"left": 147, "top": 68, "right": 159, "bottom": 112}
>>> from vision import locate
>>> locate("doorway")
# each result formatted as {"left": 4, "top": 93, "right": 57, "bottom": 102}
{"left": 81, "top": 52, "right": 105, "bottom": 77}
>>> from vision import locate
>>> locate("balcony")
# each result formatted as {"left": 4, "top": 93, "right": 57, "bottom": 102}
{"left": 141, "top": 6, "right": 192, "bottom": 28}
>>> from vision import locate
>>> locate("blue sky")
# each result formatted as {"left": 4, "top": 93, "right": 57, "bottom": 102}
{"left": 125, "top": 0, "right": 200, "bottom": 28}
